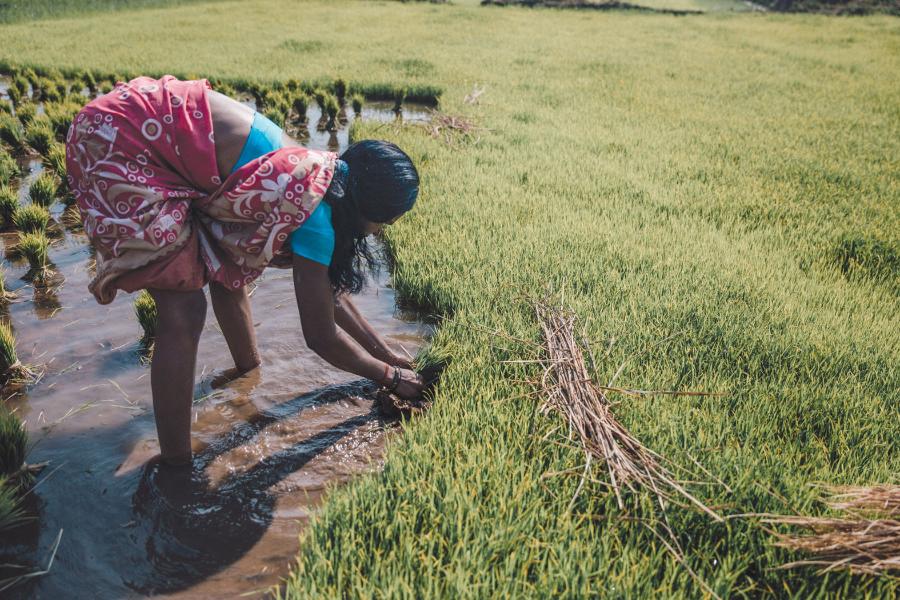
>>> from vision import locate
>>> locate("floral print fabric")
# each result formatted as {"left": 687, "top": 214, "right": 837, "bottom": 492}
{"left": 65, "top": 75, "right": 337, "bottom": 304}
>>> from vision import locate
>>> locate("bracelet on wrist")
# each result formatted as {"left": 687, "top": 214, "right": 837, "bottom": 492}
{"left": 388, "top": 367, "right": 401, "bottom": 392}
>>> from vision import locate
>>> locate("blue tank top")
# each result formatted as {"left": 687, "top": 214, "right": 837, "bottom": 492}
{"left": 229, "top": 111, "right": 334, "bottom": 266}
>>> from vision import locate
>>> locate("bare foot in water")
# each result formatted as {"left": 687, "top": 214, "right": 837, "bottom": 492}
{"left": 208, "top": 365, "right": 261, "bottom": 390}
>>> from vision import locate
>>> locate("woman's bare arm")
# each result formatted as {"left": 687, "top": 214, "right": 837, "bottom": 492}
{"left": 333, "top": 293, "right": 412, "bottom": 368}
{"left": 292, "top": 255, "right": 422, "bottom": 397}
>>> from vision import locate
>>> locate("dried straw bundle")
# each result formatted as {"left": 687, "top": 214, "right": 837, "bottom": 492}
{"left": 533, "top": 300, "right": 719, "bottom": 519}
{"left": 765, "top": 485, "right": 900, "bottom": 575}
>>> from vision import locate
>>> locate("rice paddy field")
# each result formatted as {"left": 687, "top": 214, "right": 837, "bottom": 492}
{"left": 0, "top": 0, "right": 898, "bottom": 597}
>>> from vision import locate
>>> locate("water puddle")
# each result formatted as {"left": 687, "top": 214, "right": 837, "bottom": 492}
{"left": 0, "top": 75, "right": 434, "bottom": 598}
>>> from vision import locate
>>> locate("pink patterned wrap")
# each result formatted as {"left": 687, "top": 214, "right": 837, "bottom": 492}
{"left": 64, "top": 75, "right": 337, "bottom": 304}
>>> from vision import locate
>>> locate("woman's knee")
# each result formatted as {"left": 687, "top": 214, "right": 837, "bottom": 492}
{"left": 149, "top": 288, "right": 207, "bottom": 339}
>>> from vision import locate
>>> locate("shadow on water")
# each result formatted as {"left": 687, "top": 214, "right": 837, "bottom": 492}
{"left": 125, "top": 379, "right": 387, "bottom": 595}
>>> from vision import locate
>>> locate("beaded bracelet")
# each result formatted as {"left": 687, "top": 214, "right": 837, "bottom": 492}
{"left": 388, "top": 367, "right": 401, "bottom": 392}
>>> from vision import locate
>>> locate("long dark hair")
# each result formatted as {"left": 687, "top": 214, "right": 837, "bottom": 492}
{"left": 323, "top": 140, "right": 419, "bottom": 294}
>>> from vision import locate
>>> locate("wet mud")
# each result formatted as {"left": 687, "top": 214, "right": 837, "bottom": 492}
{"left": 0, "top": 77, "right": 433, "bottom": 598}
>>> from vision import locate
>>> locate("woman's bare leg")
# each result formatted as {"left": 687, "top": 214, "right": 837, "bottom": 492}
{"left": 209, "top": 281, "right": 260, "bottom": 372}
{"left": 148, "top": 288, "right": 207, "bottom": 465}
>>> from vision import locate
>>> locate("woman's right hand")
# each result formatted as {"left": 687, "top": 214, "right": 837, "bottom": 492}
{"left": 394, "top": 368, "right": 425, "bottom": 400}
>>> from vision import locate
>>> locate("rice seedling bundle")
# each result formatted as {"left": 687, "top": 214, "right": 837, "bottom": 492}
{"left": 25, "top": 117, "right": 55, "bottom": 156}
{"left": 334, "top": 78, "right": 348, "bottom": 105}
{"left": 0, "top": 475, "right": 28, "bottom": 532}
{"left": 292, "top": 93, "right": 309, "bottom": 122}
{"left": 392, "top": 87, "right": 407, "bottom": 113}
{"left": 17, "top": 231, "right": 51, "bottom": 278}
{"left": 0, "top": 185, "right": 17, "bottom": 228}
{"left": 98, "top": 81, "right": 113, "bottom": 95}
{"left": 134, "top": 290, "right": 158, "bottom": 344}
{"left": 27, "top": 173, "right": 58, "bottom": 207}
{"left": 0, "top": 265, "right": 14, "bottom": 302}
{"left": 45, "top": 100, "right": 83, "bottom": 139}
{"left": 15, "top": 101, "right": 36, "bottom": 127}
{"left": 0, "top": 148, "right": 18, "bottom": 185}
{"left": 79, "top": 69, "right": 97, "bottom": 92}
{"left": 13, "top": 204, "right": 50, "bottom": 233}
{"left": 0, "top": 100, "right": 11, "bottom": 116}
{"left": 765, "top": 485, "right": 900, "bottom": 575}
{"left": 0, "top": 321, "right": 32, "bottom": 386}
{"left": 42, "top": 142, "right": 67, "bottom": 181}
{"left": 0, "top": 113, "right": 24, "bottom": 149}
{"left": 11, "top": 75, "right": 29, "bottom": 97}
{"left": 350, "top": 93, "right": 364, "bottom": 116}
{"left": 324, "top": 95, "right": 340, "bottom": 131}
{"left": 5, "top": 85, "right": 22, "bottom": 107}
{"left": 0, "top": 407, "right": 26, "bottom": 479}
{"left": 263, "top": 106, "right": 286, "bottom": 129}
{"left": 313, "top": 88, "right": 328, "bottom": 111}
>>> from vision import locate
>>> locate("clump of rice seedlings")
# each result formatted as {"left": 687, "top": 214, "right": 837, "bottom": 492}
{"left": 98, "top": 81, "right": 113, "bottom": 95}
{"left": 13, "top": 204, "right": 50, "bottom": 233}
{"left": 0, "top": 321, "right": 33, "bottom": 386}
{"left": 43, "top": 143, "right": 67, "bottom": 182}
{"left": 334, "top": 78, "right": 348, "bottom": 105}
{"left": 12, "top": 75, "right": 29, "bottom": 97}
{"left": 0, "top": 114, "right": 24, "bottom": 149}
{"left": 134, "top": 290, "right": 158, "bottom": 345}
{"left": 44, "top": 100, "right": 82, "bottom": 139}
{"left": 80, "top": 70, "right": 97, "bottom": 93}
{"left": 17, "top": 231, "right": 52, "bottom": 281}
{"left": 393, "top": 87, "right": 407, "bottom": 113}
{"left": 0, "top": 100, "right": 11, "bottom": 116}
{"left": 269, "top": 92, "right": 292, "bottom": 116}
{"left": 15, "top": 101, "right": 36, "bottom": 127}
{"left": 324, "top": 95, "right": 340, "bottom": 132}
{"left": 0, "top": 474, "right": 29, "bottom": 532}
{"left": 263, "top": 107, "right": 287, "bottom": 129}
{"left": 0, "top": 265, "right": 16, "bottom": 302}
{"left": 5, "top": 85, "right": 22, "bottom": 107}
{"left": 313, "top": 88, "right": 328, "bottom": 111}
{"left": 0, "top": 185, "right": 18, "bottom": 228}
{"left": 292, "top": 93, "right": 309, "bottom": 123}
{"left": 55, "top": 79, "right": 69, "bottom": 98}
{"left": 350, "top": 94, "right": 364, "bottom": 117}
{"left": 0, "top": 148, "right": 18, "bottom": 186}
{"left": 0, "top": 408, "right": 30, "bottom": 488}
{"left": 25, "top": 117, "right": 55, "bottom": 156}
{"left": 28, "top": 173, "right": 58, "bottom": 208}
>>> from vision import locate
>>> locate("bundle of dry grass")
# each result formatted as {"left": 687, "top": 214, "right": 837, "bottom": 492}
{"left": 764, "top": 485, "right": 900, "bottom": 575}
{"left": 425, "top": 110, "right": 482, "bottom": 146}
{"left": 533, "top": 300, "right": 720, "bottom": 519}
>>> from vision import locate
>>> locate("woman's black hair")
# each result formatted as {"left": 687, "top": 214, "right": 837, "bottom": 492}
{"left": 322, "top": 139, "right": 419, "bottom": 294}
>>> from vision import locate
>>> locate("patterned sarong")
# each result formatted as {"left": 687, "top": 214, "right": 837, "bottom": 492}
{"left": 64, "top": 75, "right": 337, "bottom": 304}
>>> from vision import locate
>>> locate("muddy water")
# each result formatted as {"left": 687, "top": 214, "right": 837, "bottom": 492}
{"left": 0, "top": 80, "right": 432, "bottom": 598}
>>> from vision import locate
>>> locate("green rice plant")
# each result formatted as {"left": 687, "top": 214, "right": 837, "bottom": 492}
{"left": 263, "top": 106, "right": 286, "bottom": 129}
{"left": 0, "top": 321, "right": 32, "bottom": 386}
{"left": 31, "top": 77, "right": 52, "bottom": 101}
{"left": 392, "top": 86, "right": 407, "bottom": 113}
{"left": 11, "top": 75, "right": 28, "bottom": 97}
{"left": 5, "top": 85, "right": 22, "bottom": 107}
{"left": 333, "top": 78, "right": 347, "bottom": 105}
{"left": 350, "top": 93, "right": 364, "bottom": 117}
{"left": 0, "top": 113, "right": 24, "bottom": 148}
{"left": 25, "top": 117, "right": 54, "bottom": 156}
{"left": 44, "top": 100, "right": 82, "bottom": 139}
{"left": 133, "top": 290, "right": 157, "bottom": 344}
{"left": 0, "top": 99, "right": 11, "bottom": 115}
{"left": 0, "top": 407, "right": 27, "bottom": 479}
{"left": 292, "top": 93, "right": 309, "bottom": 123}
{"left": 0, "top": 264, "right": 15, "bottom": 302}
{"left": 27, "top": 172, "right": 58, "bottom": 207}
{"left": 0, "top": 475, "right": 28, "bottom": 532}
{"left": 98, "top": 81, "right": 113, "bottom": 94}
{"left": 0, "top": 148, "right": 18, "bottom": 185}
{"left": 15, "top": 101, "right": 36, "bottom": 126}
{"left": 324, "top": 94, "right": 339, "bottom": 132}
{"left": 79, "top": 69, "right": 97, "bottom": 92}
{"left": 13, "top": 203, "right": 49, "bottom": 233}
{"left": 43, "top": 142, "right": 67, "bottom": 181}
{"left": 313, "top": 87, "right": 328, "bottom": 111}
{"left": 0, "top": 185, "right": 18, "bottom": 228}
{"left": 17, "top": 231, "right": 52, "bottom": 281}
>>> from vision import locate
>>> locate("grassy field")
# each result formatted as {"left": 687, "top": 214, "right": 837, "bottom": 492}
{"left": 1, "top": 0, "right": 898, "bottom": 597}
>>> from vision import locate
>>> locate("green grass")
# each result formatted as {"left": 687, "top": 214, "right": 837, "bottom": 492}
{"left": 0, "top": 1, "right": 897, "bottom": 598}
{"left": 12, "top": 204, "right": 49, "bottom": 234}
{"left": 0, "top": 185, "right": 17, "bottom": 228}
{"left": 0, "top": 0, "right": 233, "bottom": 24}
{"left": 24, "top": 116, "right": 55, "bottom": 156}
{"left": 27, "top": 173, "right": 58, "bottom": 208}
{"left": 0, "top": 147, "right": 17, "bottom": 186}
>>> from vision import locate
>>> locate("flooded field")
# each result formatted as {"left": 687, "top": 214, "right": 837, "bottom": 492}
{"left": 0, "top": 76, "right": 432, "bottom": 598}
